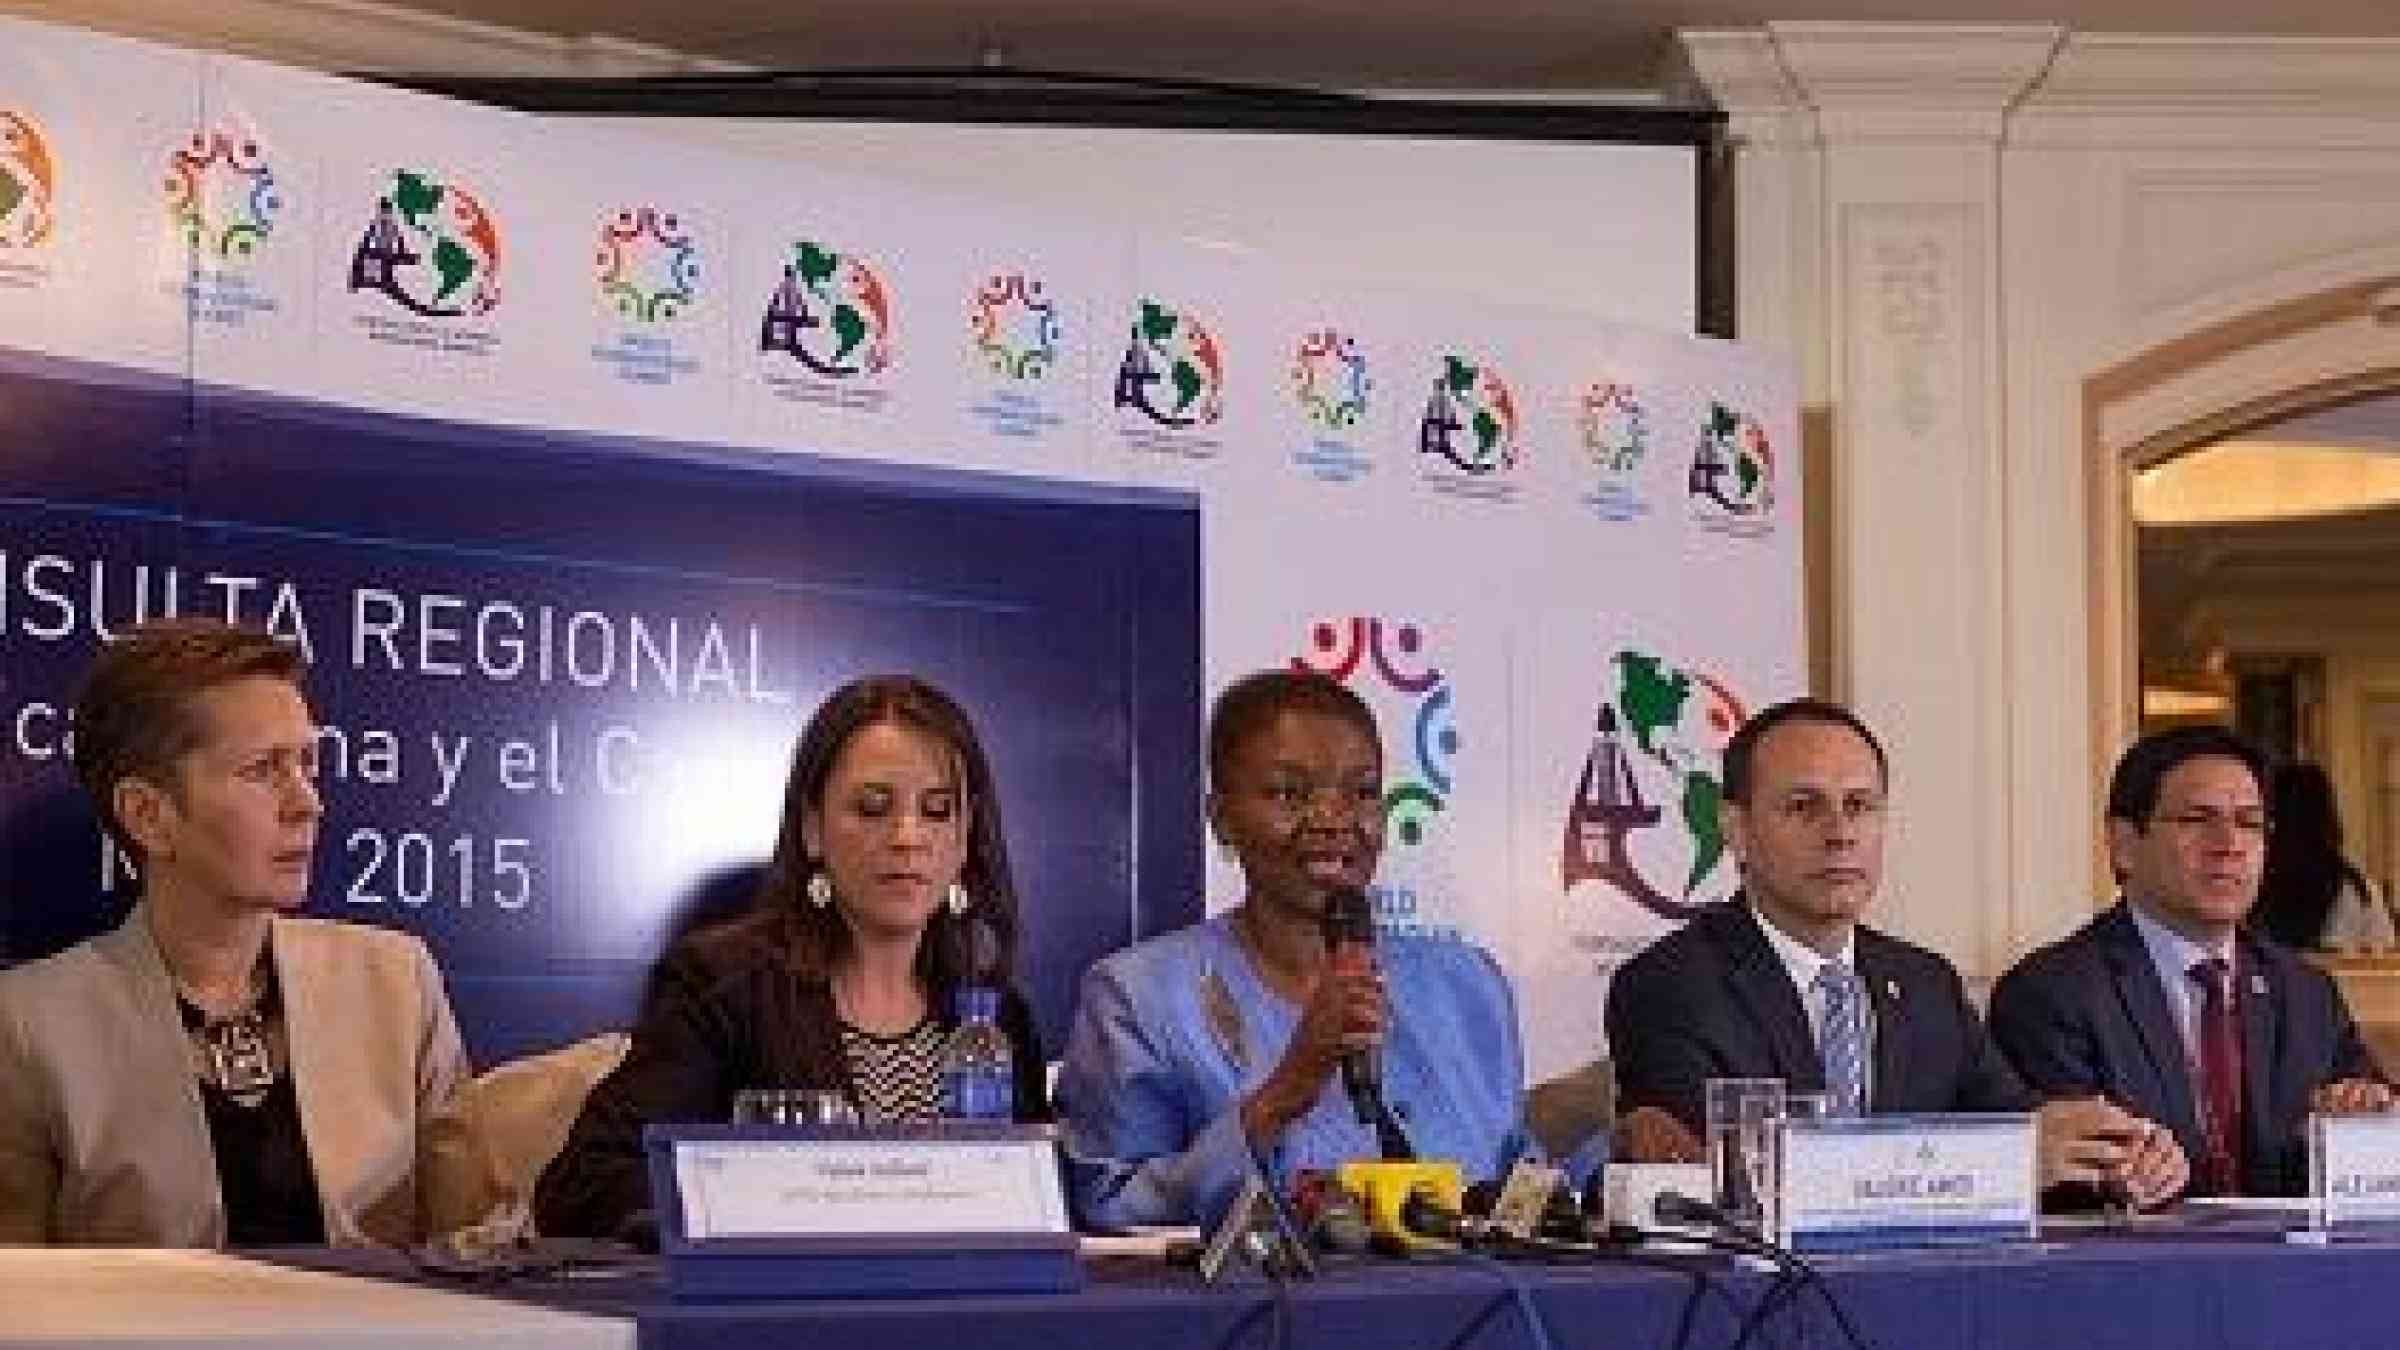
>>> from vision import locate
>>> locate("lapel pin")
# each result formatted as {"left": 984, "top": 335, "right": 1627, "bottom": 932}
{"left": 1886, "top": 979, "right": 1900, "bottom": 1001}
{"left": 2251, "top": 974, "right": 2268, "bottom": 997}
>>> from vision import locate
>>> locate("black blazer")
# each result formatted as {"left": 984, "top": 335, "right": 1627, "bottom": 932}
{"left": 1988, "top": 902, "right": 2381, "bottom": 1196}
{"left": 535, "top": 914, "right": 1048, "bottom": 1239}
{"left": 1606, "top": 896, "right": 2035, "bottom": 1134}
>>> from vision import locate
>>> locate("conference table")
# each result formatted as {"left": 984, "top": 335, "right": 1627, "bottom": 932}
{"left": 9, "top": 1216, "right": 2397, "bottom": 1350}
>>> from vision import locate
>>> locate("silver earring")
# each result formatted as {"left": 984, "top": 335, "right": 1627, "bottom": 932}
{"left": 806, "top": 872, "right": 833, "bottom": 908}
{"left": 945, "top": 882, "right": 970, "bottom": 916}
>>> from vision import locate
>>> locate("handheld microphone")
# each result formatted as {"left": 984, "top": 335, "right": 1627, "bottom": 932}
{"left": 1318, "top": 886, "right": 1384, "bottom": 1132}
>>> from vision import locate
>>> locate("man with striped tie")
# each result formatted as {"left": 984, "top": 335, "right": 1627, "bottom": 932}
{"left": 1991, "top": 726, "right": 2392, "bottom": 1196}
{"left": 1607, "top": 698, "right": 2188, "bottom": 1208}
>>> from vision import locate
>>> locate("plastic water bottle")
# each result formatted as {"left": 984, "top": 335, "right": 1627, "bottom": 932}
{"left": 941, "top": 986, "right": 1014, "bottom": 1122}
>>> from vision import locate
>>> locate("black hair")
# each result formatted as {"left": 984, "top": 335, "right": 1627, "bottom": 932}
{"left": 1721, "top": 697, "right": 1888, "bottom": 805}
{"left": 2253, "top": 761, "right": 2365, "bottom": 950}
{"left": 2104, "top": 725, "right": 2267, "bottom": 825}
{"left": 748, "top": 674, "right": 1019, "bottom": 989}
{"left": 1206, "top": 668, "right": 1380, "bottom": 788}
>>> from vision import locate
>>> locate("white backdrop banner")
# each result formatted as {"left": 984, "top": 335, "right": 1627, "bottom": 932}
{"left": 0, "top": 14, "right": 1801, "bottom": 1080}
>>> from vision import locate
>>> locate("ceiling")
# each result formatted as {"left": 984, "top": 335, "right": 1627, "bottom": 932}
{"left": 370, "top": 0, "right": 2400, "bottom": 91}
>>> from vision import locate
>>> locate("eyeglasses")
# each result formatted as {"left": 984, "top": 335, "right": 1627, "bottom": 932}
{"left": 2147, "top": 808, "right": 2272, "bottom": 839}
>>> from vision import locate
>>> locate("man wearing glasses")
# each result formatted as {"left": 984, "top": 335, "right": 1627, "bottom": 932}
{"left": 1608, "top": 699, "right": 2187, "bottom": 1207}
{"left": 1990, "top": 725, "right": 2391, "bottom": 1196}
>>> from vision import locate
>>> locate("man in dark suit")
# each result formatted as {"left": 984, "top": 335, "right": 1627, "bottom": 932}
{"left": 1607, "top": 698, "right": 2186, "bottom": 1205}
{"left": 1989, "top": 726, "right": 2390, "bottom": 1196}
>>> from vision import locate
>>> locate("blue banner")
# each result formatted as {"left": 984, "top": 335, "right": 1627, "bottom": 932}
{"left": 0, "top": 345, "right": 1203, "bottom": 1062}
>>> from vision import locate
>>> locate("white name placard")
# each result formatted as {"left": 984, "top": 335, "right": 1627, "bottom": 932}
{"left": 1776, "top": 1115, "right": 2037, "bottom": 1252}
{"left": 2312, "top": 1113, "right": 2400, "bottom": 1230}
{"left": 672, "top": 1136, "right": 1070, "bottom": 1240}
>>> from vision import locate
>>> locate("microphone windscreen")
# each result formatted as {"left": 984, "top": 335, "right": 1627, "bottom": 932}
{"left": 1461, "top": 1180, "right": 1502, "bottom": 1218}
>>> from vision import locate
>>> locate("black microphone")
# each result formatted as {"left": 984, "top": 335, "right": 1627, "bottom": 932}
{"left": 1652, "top": 1190, "right": 1731, "bottom": 1230}
{"left": 1319, "top": 885, "right": 1384, "bottom": 1128}
{"left": 1398, "top": 1186, "right": 1465, "bottom": 1243}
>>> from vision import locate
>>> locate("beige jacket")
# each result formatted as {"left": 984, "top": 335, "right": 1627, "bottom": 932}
{"left": 0, "top": 908, "right": 484, "bottom": 1246}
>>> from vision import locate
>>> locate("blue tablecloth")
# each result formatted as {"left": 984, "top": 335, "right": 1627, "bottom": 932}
{"left": 262, "top": 1230, "right": 2400, "bottom": 1350}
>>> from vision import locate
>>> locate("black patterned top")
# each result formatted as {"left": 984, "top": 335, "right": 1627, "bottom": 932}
{"left": 175, "top": 966, "right": 326, "bottom": 1246}
{"left": 838, "top": 1016, "right": 949, "bottom": 1124}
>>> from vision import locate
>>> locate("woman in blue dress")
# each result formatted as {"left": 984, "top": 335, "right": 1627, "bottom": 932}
{"left": 1057, "top": 669, "right": 1583, "bottom": 1230}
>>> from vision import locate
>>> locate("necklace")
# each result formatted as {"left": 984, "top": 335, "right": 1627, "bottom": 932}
{"left": 197, "top": 1013, "right": 277, "bottom": 1107}
{"left": 177, "top": 962, "right": 280, "bottom": 1108}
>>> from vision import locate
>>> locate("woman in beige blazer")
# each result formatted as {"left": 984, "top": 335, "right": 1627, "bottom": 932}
{"left": 0, "top": 619, "right": 483, "bottom": 1246}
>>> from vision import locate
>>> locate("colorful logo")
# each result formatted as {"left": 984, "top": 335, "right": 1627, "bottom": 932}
{"left": 348, "top": 170, "right": 502, "bottom": 319}
{"left": 1115, "top": 299, "right": 1224, "bottom": 428}
{"left": 0, "top": 111, "right": 57, "bottom": 249}
{"left": 1291, "top": 329, "right": 1370, "bottom": 431}
{"left": 1418, "top": 355, "right": 1520, "bottom": 475}
{"left": 969, "top": 272, "right": 1060, "bottom": 380}
{"left": 1689, "top": 401, "right": 1777, "bottom": 519}
{"left": 1580, "top": 382, "right": 1649, "bottom": 474}
{"left": 759, "top": 240, "right": 892, "bottom": 378}
{"left": 1561, "top": 649, "right": 1749, "bottom": 921}
{"left": 595, "top": 207, "right": 698, "bottom": 324}
{"left": 1292, "top": 617, "right": 1458, "bottom": 850}
{"left": 166, "top": 127, "right": 281, "bottom": 260}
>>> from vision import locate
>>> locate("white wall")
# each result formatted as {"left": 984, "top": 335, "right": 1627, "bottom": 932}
{"left": 1685, "top": 24, "right": 2400, "bottom": 981}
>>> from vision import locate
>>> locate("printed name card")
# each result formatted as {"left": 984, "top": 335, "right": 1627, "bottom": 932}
{"left": 2311, "top": 1113, "right": 2400, "bottom": 1231}
{"left": 671, "top": 1134, "right": 1069, "bottom": 1238}
{"left": 1776, "top": 1115, "right": 2038, "bottom": 1253}
{"left": 645, "top": 1126, "right": 1080, "bottom": 1298}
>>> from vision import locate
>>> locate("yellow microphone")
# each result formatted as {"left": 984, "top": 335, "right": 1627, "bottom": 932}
{"left": 1337, "top": 1160, "right": 1464, "bottom": 1252}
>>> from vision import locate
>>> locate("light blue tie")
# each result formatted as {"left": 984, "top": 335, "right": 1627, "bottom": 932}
{"left": 1816, "top": 962, "right": 1867, "bottom": 1117}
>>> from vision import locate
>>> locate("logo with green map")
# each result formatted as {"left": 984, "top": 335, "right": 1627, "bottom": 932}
{"left": 347, "top": 169, "right": 502, "bottom": 319}
{"left": 1114, "top": 298, "right": 1224, "bottom": 428}
{"left": 1561, "top": 649, "right": 1748, "bottom": 921}
{"left": 1418, "top": 354, "right": 1519, "bottom": 476}
{"left": 760, "top": 240, "right": 892, "bottom": 378}
{"left": 1689, "top": 400, "right": 1776, "bottom": 535}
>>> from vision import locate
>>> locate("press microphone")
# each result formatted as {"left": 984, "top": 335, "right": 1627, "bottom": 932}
{"left": 1399, "top": 1186, "right": 1465, "bottom": 1243}
{"left": 1288, "top": 1170, "right": 1372, "bottom": 1255}
{"left": 1319, "top": 885, "right": 1384, "bottom": 1132}
{"left": 1653, "top": 1190, "right": 1735, "bottom": 1230}
{"left": 1338, "top": 1160, "right": 1463, "bottom": 1252}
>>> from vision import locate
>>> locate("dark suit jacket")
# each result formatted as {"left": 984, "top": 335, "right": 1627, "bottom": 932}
{"left": 534, "top": 911, "right": 1048, "bottom": 1238}
{"left": 1988, "top": 902, "right": 2382, "bottom": 1196}
{"left": 1607, "top": 897, "right": 2035, "bottom": 1134}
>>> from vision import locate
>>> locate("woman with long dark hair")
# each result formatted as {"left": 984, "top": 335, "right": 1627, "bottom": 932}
{"left": 535, "top": 675, "right": 1045, "bottom": 1239}
{"left": 2255, "top": 761, "right": 2395, "bottom": 953}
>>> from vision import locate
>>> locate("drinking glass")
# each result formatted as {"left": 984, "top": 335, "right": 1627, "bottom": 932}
{"left": 1705, "top": 1077, "right": 1786, "bottom": 1235}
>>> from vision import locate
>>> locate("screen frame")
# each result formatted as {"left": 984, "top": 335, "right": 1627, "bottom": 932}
{"left": 376, "top": 71, "right": 1733, "bottom": 337}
